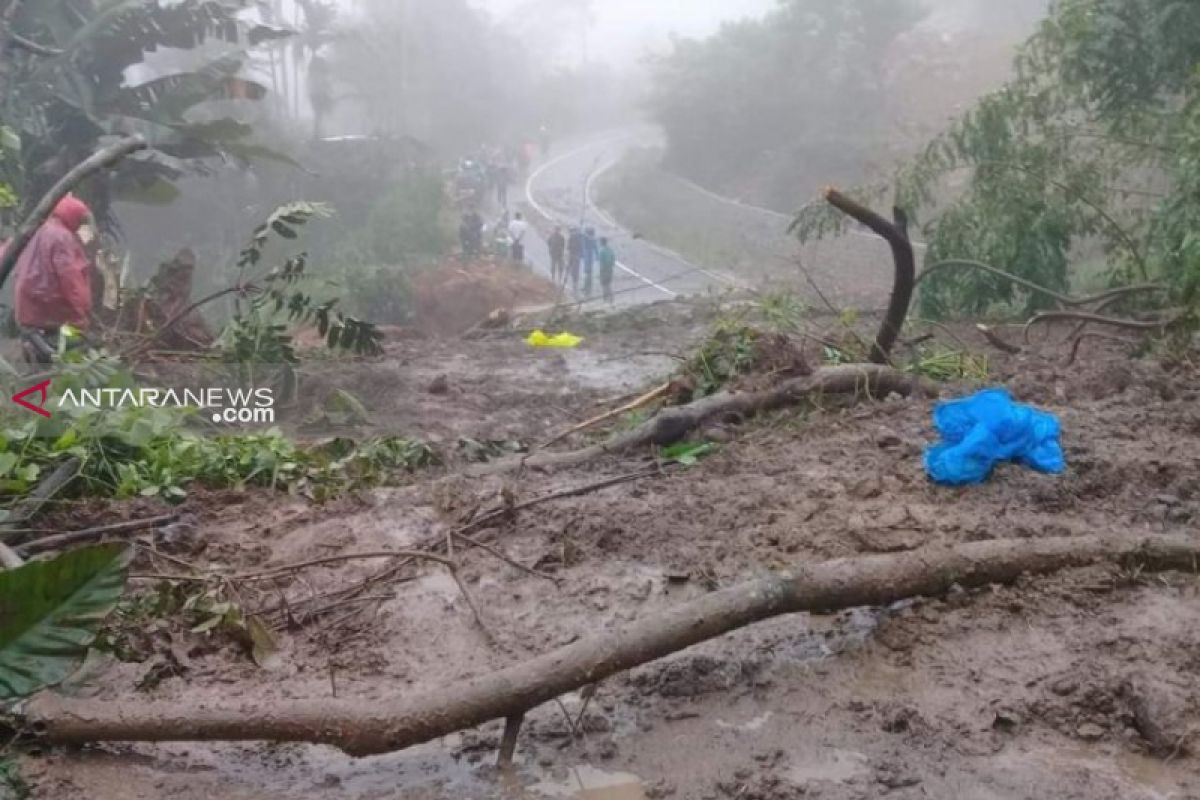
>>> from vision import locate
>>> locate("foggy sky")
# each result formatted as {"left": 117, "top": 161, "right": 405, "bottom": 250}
{"left": 472, "top": 0, "right": 777, "bottom": 63}
{"left": 470, "top": 0, "right": 1048, "bottom": 66}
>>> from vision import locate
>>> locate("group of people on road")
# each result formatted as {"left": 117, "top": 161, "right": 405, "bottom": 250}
{"left": 452, "top": 127, "right": 617, "bottom": 305}
{"left": 453, "top": 145, "right": 526, "bottom": 211}
{"left": 547, "top": 224, "right": 616, "bottom": 305}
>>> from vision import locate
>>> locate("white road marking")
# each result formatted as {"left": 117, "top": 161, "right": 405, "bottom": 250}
{"left": 526, "top": 136, "right": 676, "bottom": 299}
{"left": 585, "top": 157, "right": 743, "bottom": 289}
{"left": 665, "top": 166, "right": 928, "bottom": 249}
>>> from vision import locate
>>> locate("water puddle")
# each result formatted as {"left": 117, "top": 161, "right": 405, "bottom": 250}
{"left": 716, "top": 711, "right": 773, "bottom": 732}
{"left": 1005, "top": 745, "right": 1190, "bottom": 800}
{"left": 530, "top": 765, "right": 647, "bottom": 799}
{"left": 786, "top": 747, "right": 870, "bottom": 785}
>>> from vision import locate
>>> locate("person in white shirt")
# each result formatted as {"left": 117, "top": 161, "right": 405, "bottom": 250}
{"left": 508, "top": 212, "right": 529, "bottom": 264}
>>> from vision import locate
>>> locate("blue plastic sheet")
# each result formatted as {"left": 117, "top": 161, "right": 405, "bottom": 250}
{"left": 924, "top": 388, "right": 1065, "bottom": 486}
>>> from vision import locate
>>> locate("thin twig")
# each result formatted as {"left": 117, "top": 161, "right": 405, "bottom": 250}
{"left": 15, "top": 513, "right": 179, "bottom": 555}
{"left": 907, "top": 318, "right": 974, "bottom": 351}
{"left": 235, "top": 550, "right": 455, "bottom": 581}
{"left": 975, "top": 324, "right": 1023, "bottom": 355}
{"left": 455, "top": 468, "right": 661, "bottom": 540}
{"left": 793, "top": 257, "right": 872, "bottom": 356}
{"left": 598, "top": 351, "right": 686, "bottom": 364}
{"left": 120, "top": 285, "right": 250, "bottom": 358}
{"left": 10, "top": 33, "right": 62, "bottom": 56}
{"left": 1165, "top": 725, "right": 1197, "bottom": 763}
{"left": 449, "top": 566, "right": 494, "bottom": 644}
{"left": 451, "top": 530, "right": 559, "bottom": 583}
{"left": 139, "top": 544, "right": 203, "bottom": 574}
{"left": 1023, "top": 310, "right": 1179, "bottom": 344}
{"left": 574, "top": 683, "right": 598, "bottom": 733}
{"left": 131, "top": 551, "right": 454, "bottom": 584}
{"left": 553, "top": 698, "right": 581, "bottom": 738}
{"left": 539, "top": 382, "right": 672, "bottom": 449}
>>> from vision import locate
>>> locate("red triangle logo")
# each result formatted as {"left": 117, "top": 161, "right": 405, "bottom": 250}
{"left": 12, "top": 378, "right": 52, "bottom": 418}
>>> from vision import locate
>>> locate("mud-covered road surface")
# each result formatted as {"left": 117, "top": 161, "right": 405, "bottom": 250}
{"left": 23, "top": 296, "right": 1200, "bottom": 800}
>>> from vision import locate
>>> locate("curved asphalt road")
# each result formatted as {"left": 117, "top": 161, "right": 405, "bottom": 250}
{"left": 521, "top": 130, "right": 742, "bottom": 309}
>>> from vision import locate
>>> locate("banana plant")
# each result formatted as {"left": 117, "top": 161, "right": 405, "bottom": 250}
{"left": 0, "top": 0, "right": 292, "bottom": 227}
{"left": 0, "top": 544, "right": 132, "bottom": 701}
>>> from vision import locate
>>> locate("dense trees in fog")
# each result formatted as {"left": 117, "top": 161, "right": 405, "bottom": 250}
{"left": 646, "top": 0, "right": 926, "bottom": 208}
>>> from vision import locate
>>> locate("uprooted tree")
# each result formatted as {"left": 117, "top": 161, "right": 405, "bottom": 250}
{"left": 15, "top": 535, "right": 1200, "bottom": 757}
{"left": 10, "top": 177, "right": 1198, "bottom": 765}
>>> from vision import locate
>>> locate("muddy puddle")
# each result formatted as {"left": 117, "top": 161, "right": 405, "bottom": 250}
{"left": 527, "top": 765, "right": 646, "bottom": 799}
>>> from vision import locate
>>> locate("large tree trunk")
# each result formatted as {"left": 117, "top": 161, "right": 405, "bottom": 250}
{"left": 25, "top": 534, "right": 1198, "bottom": 757}
{"left": 480, "top": 364, "right": 932, "bottom": 474}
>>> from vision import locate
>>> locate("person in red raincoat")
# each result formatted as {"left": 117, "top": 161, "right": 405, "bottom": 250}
{"left": 13, "top": 194, "right": 94, "bottom": 333}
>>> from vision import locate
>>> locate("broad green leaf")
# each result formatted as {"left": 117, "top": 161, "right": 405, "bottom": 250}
{"left": 246, "top": 615, "right": 281, "bottom": 671}
{"left": 0, "top": 544, "right": 132, "bottom": 700}
{"left": 661, "top": 441, "right": 719, "bottom": 466}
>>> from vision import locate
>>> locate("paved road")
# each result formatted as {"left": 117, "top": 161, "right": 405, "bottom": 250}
{"left": 519, "top": 131, "right": 743, "bottom": 309}
{"left": 517, "top": 127, "right": 927, "bottom": 313}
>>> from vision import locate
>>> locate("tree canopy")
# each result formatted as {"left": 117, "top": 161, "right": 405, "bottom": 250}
{"left": 647, "top": 0, "right": 926, "bottom": 208}
{"left": 0, "top": 0, "right": 289, "bottom": 227}
{"left": 795, "top": 0, "right": 1200, "bottom": 318}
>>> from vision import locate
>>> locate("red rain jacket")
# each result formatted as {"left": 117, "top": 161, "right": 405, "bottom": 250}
{"left": 13, "top": 196, "right": 93, "bottom": 329}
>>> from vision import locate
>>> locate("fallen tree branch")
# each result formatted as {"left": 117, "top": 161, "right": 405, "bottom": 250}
{"left": 1023, "top": 309, "right": 1180, "bottom": 344}
{"left": 9, "top": 32, "right": 62, "bottom": 56}
{"left": 497, "top": 712, "right": 524, "bottom": 768}
{"left": 14, "top": 513, "right": 179, "bottom": 556}
{"left": 915, "top": 260, "right": 1169, "bottom": 312}
{"left": 975, "top": 324, "right": 1023, "bottom": 355}
{"left": 0, "top": 137, "right": 146, "bottom": 292}
{"left": 822, "top": 188, "right": 914, "bottom": 363}
{"left": 25, "top": 534, "right": 1200, "bottom": 756}
{"left": 538, "top": 381, "right": 673, "bottom": 450}
{"left": 0, "top": 458, "right": 81, "bottom": 544}
{"left": 480, "top": 364, "right": 932, "bottom": 474}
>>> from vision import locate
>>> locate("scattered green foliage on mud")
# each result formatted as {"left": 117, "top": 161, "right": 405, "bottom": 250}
{"left": 683, "top": 322, "right": 763, "bottom": 398}
{"left": 0, "top": 354, "right": 436, "bottom": 510}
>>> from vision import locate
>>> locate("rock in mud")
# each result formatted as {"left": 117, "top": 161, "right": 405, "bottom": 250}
{"left": 1125, "top": 673, "right": 1193, "bottom": 757}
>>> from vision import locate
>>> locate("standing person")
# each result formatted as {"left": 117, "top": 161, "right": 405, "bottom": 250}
{"left": 538, "top": 124, "right": 551, "bottom": 158}
{"left": 12, "top": 195, "right": 95, "bottom": 363}
{"left": 566, "top": 226, "right": 584, "bottom": 297}
{"left": 597, "top": 237, "right": 617, "bottom": 305}
{"left": 459, "top": 209, "right": 483, "bottom": 259}
{"left": 494, "top": 159, "right": 511, "bottom": 208}
{"left": 547, "top": 226, "right": 566, "bottom": 286}
{"left": 581, "top": 226, "right": 598, "bottom": 297}
{"left": 508, "top": 212, "right": 529, "bottom": 264}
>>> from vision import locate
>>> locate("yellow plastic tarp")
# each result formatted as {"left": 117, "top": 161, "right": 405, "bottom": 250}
{"left": 526, "top": 329, "right": 583, "bottom": 349}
